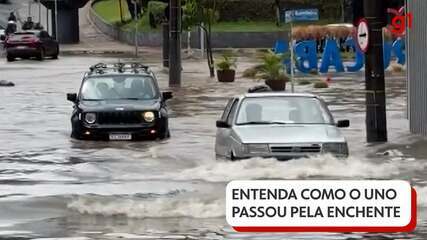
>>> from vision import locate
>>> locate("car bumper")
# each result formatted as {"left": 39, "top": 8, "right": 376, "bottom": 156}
{"left": 72, "top": 122, "right": 167, "bottom": 141}
{"left": 237, "top": 152, "right": 348, "bottom": 161}
{"left": 7, "top": 47, "right": 39, "bottom": 56}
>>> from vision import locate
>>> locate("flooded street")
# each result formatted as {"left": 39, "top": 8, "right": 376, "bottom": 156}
{"left": 0, "top": 56, "right": 426, "bottom": 240}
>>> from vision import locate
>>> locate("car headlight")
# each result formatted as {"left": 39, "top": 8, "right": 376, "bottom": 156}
{"left": 143, "top": 111, "right": 155, "bottom": 122}
{"left": 323, "top": 142, "right": 349, "bottom": 156}
{"left": 246, "top": 144, "right": 270, "bottom": 154}
{"left": 84, "top": 113, "right": 96, "bottom": 124}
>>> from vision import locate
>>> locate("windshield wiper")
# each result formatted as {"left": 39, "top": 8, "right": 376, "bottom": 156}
{"left": 81, "top": 99, "right": 102, "bottom": 101}
{"left": 239, "top": 121, "right": 288, "bottom": 125}
{"left": 118, "top": 98, "right": 141, "bottom": 100}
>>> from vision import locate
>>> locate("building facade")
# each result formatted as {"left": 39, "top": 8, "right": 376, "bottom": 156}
{"left": 407, "top": 0, "right": 427, "bottom": 135}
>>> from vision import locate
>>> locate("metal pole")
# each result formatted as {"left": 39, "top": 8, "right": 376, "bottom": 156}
{"left": 169, "top": 0, "right": 182, "bottom": 86}
{"left": 38, "top": 0, "right": 41, "bottom": 23}
{"left": 46, "top": 8, "right": 49, "bottom": 34}
{"left": 54, "top": 0, "right": 58, "bottom": 41}
{"left": 363, "top": 0, "right": 387, "bottom": 142}
{"left": 162, "top": 23, "right": 169, "bottom": 67}
{"left": 28, "top": 1, "right": 32, "bottom": 17}
{"left": 200, "top": 23, "right": 205, "bottom": 58}
{"left": 290, "top": 22, "right": 295, "bottom": 93}
{"left": 134, "top": 1, "right": 138, "bottom": 57}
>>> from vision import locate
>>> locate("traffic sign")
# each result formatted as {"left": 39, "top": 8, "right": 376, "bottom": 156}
{"left": 356, "top": 18, "right": 369, "bottom": 53}
{"left": 283, "top": 9, "right": 319, "bottom": 23}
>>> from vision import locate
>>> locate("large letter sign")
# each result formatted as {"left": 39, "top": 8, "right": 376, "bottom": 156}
{"left": 294, "top": 40, "right": 318, "bottom": 73}
{"left": 287, "top": 38, "right": 406, "bottom": 73}
{"left": 392, "top": 39, "right": 405, "bottom": 65}
{"left": 345, "top": 38, "right": 364, "bottom": 72}
{"left": 319, "top": 39, "right": 345, "bottom": 73}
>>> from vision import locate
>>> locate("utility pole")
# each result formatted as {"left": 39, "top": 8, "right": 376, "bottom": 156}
{"left": 363, "top": 0, "right": 388, "bottom": 142}
{"left": 169, "top": 0, "right": 182, "bottom": 86}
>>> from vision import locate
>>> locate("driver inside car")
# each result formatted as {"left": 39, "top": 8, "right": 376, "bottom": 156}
{"left": 245, "top": 103, "right": 263, "bottom": 123}
{"left": 96, "top": 82, "right": 113, "bottom": 99}
{"left": 130, "top": 79, "right": 154, "bottom": 99}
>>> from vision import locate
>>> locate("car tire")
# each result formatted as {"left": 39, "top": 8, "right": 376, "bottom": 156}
{"left": 37, "top": 48, "right": 45, "bottom": 61}
{"left": 158, "top": 129, "right": 170, "bottom": 140}
{"left": 71, "top": 131, "right": 83, "bottom": 140}
{"left": 52, "top": 47, "right": 59, "bottom": 59}
{"left": 6, "top": 55, "right": 14, "bottom": 62}
{"left": 230, "top": 151, "right": 237, "bottom": 161}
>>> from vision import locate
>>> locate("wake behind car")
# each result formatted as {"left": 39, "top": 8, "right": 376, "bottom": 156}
{"left": 4, "top": 30, "right": 59, "bottom": 62}
{"left": 215, "top": 93, "right": 349, "bottom": 160}
{"left": 67, "top": 63, "right": 173, "bottom": 141}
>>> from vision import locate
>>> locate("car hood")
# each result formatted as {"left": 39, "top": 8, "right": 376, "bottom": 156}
{"left": 234, "top": 124, "right": 346, "bottom": 144}
{"left": 79, "top": 99, "right": 161, "bottom": 112}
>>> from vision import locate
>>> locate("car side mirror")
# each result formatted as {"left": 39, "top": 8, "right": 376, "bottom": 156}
{"left": 216, "top": 120, "right": 230, "bottom": 128}
{"left": 67, "top": 93, "right": 77, "bottom": 103}
{"left": 0, "top": 35, "right": 5, "bottom": 41}
{"left": 337, "top": 120, "right": 350, "bottom": 128}
{"left": 162, "top": 91, "right": 173, "bottom": 101}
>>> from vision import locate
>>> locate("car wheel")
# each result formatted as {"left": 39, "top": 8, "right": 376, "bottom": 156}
{"left": 52, "top": 47, "right": 59, "bottom": 59}
{"left": 6, "top": 55, "right": 14, "bottom": 62}
{"left": 230, "top": 151, "right": 237, "bottom": 161}
{"left": 158, "top": 129, "right": 170, "bottom": 140}
{"left": 71, "top": 131, "right": 83, "bottom": 140}
{"left": 37, "top": 48, "right": 45, "bottom": 61}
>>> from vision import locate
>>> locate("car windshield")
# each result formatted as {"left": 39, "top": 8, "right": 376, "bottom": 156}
{"left": 80, "top": 75, "right": 158, "bottom": 101}
{"left": 236, "top": 97, "right": 333, "bottom": 125}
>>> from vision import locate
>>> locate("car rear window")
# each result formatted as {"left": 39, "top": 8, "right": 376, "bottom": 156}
{"left": 9, "top": 33, "right": 36, "bottom": 41}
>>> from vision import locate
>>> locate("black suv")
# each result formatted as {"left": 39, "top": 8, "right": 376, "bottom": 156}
{"left": 67, "top": 63, "right": 173, "bottom": 141}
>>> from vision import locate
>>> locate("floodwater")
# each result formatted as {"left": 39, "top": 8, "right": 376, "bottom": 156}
{"left": 0, "top": 56, "right": 426, "bottom": 240}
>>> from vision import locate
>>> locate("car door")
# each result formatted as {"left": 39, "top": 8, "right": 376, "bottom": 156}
{"left": 39, "top": 31, "right": 54, "bottom": 54}
{"left": 215, "top": 98, "right": 239, "bottom": 157}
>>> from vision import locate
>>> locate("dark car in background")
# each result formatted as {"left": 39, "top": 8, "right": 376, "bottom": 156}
{"left": 4, "top": 30, "right": 59, "bottom": 62}
{"left": 67, "top": 63, "right": 173, "bottom": 141}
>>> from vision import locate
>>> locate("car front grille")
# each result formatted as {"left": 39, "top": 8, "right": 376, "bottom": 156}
{"left": 270, "top": 145, "right": 321, "bottom": 153}
{"left": 97, "top": 111, "right": 142, "bottom": 125}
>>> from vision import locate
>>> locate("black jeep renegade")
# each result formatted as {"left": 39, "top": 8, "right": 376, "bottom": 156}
{"left": 67, "top": 63, "right": 173, "bottom": 141}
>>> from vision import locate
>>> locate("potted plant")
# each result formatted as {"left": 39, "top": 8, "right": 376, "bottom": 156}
{"left": 259, "top": 50, "right": 289, "bottom": 91}
{"left": 216, "top": 54, "right": 236, "bottom": 82}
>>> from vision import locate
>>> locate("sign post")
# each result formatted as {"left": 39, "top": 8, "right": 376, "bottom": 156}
{"left": 363, "top": 0, "right": 388, "bottom": 142}
{"left": 284, "top": 9, "right": 319, "bottom": 93}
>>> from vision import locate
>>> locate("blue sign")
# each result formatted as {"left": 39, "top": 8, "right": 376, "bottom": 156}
{"left": 284, "top": 38, "right": 406, "bottom": 73}
{"left": 284, "top": 9, "right": 319, "bottom": 23}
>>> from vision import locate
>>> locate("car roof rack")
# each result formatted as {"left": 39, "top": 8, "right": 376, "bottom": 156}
{"left": 88, "top": 62, "right": 151, "bottom": 75}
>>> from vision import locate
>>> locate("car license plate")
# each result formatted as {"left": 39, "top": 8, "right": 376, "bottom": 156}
{"left": 16, "top": 46, "right": 27, "bottom": 49}
{"left": 109, "top": 133, "right": 132, "bottom": 141}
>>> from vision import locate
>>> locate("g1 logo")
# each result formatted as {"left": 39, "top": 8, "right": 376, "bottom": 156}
{"left": 387, "top": 6, "right": 412, "bottom": 36}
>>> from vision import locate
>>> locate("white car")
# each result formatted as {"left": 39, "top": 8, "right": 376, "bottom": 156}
{"left": 215, "top": 92, "right": 349, "bottom": 160}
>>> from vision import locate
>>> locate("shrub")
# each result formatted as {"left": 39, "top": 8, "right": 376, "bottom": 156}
{"left": 148, "top": 1, "right": 167, "bottom": 27}
{"left": 259, "top": 50, "right": 289, "bottom": 82}
{"left": 242, "top": 64, "right": 263, "bottom": 78}
{"left": 389, "top": 63, "right": 404, "bottom": 73}
{"left": 216, "top": 54, "right": 237, "bottom": 71}
{"left": 313, "top": 81, "right": 329, "bottom": 88}
{"left": 309, "top": 69, "right": 318, "bottom": 75}
{"left": 298, "top": 79, "right": 312, "bottom": 85}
